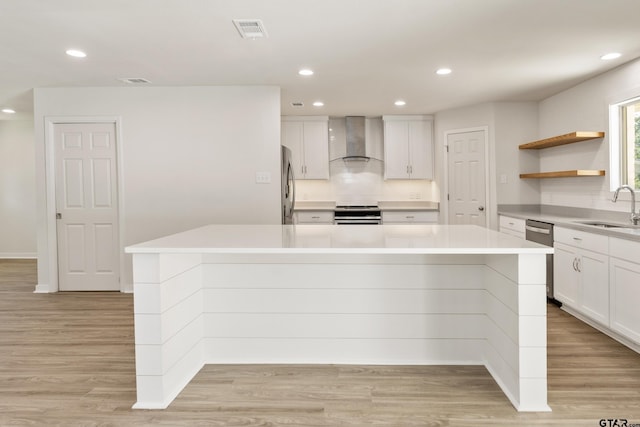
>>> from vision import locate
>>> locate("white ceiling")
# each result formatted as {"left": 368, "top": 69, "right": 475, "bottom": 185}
{"left": 2, "top": 0, "right": 640, "bottom": 120}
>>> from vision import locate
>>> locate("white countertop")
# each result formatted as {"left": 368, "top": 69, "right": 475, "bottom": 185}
{"left": 293, "top": 201, "right": 439, "bottom": 211}
{"left": 499, "top": 210, "right": 640, "bottom": 241}
{"left": 125, "top": 224, "right": 552, "bottom": 255}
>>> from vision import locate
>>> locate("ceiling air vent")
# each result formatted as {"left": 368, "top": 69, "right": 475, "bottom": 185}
{"left": 291, "top": 102, "right": 304, "bottom": 107}
{"left": 118, "top": 77, "right": 152, "bottom": 84}
{"left": 233, "top": 19, "right": 268, "bottom": 39}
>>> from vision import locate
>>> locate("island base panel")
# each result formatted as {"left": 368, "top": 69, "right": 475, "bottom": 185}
{"left": 131, "top": 252, "right": 549, "bottom": 412}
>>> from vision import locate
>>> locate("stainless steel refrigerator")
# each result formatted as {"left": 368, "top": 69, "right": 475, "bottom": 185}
{"left": 281, "top": 146, "right": 295, "bottom": 224}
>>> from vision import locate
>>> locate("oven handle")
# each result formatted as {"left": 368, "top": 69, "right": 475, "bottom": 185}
{"left": 335, "top": 220, "right": 381, "bottom": 224}
{"left": 525, "top": 225, "right": 551, "bottom": 235}
{"left": 334, "top": 216, "right": 382, "bottom": 220}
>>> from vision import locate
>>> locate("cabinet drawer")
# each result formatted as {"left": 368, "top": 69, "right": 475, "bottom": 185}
{"left": 554, "top": 227, "right": 608, "bottom": 254}
{"left": 609, "top": 237, "right": 640, "bottom": 264}
{"left": 382, "top": 210, "right": 438, "bottom": 223}
{"left": 295, "top": 211, "right": 333, "bottom": 224}
{"left": 499, "top": 215, "right": 525, "bottom": 233}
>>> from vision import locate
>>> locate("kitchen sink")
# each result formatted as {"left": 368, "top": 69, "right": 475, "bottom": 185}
{"left": 574, "top": 220, "right": 639, "bottom": 229}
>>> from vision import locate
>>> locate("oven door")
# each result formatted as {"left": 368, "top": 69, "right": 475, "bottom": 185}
{"left": 334, "top": 217, "right": 382, "bottom": 225}
{"left": 334, "top": 210, "right": 382, "bottom": 225}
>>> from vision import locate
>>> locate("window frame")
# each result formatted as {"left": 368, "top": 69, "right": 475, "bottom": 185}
{"left": 609, "top": 94, "right": 640, "bottom": 191}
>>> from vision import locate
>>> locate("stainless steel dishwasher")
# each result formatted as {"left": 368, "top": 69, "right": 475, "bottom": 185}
{"left": 525, "top": 219, "right": 560, "bottom": 305}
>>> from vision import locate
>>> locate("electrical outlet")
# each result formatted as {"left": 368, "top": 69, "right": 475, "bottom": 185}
{"left": 255, "top": 172, "right": 271, "bottom": 184}
{"left": 499, "top": 174, "right": 508, "bottom": 184}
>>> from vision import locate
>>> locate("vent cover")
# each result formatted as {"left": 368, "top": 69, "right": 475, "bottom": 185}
{"left": 118, "top": 77, "right": 152, "bottom": 84}
{"left": 233, "top": 19, "right": 268, "bottom": 39}
{"left": 291, "top": 102, "right": 304, "bottom": 107}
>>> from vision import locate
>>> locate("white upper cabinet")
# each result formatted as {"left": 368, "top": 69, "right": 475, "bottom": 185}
{"left": 383, "top": 115, "right": 434, "bottom": 180}
{"left": 282, "top": 116, "right": 329, "bottom": 180}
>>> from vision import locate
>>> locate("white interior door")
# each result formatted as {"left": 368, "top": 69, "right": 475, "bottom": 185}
{"left": 447, "top": 130, "right": 487, "bottom": 226}
{"left": 54, "top": 123, "right": 120, "bottom": 291}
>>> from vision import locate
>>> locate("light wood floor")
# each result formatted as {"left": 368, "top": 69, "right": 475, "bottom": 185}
{"left": 1, "top": 259, "right": 639, "bottom": 426}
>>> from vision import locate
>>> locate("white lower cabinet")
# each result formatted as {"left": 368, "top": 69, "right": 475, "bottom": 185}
{"left": 294, "top": 210, "right": 333, "bottom": 224}
{"left": 609, "top": 238, "right": 640, "bottom": 344}
{"left": 382, "top": 210, "right": 438, "bottom": 224}
{"left": 554, "top": 228, "right": 609, "bottom": 326}
{"left": 498, "top": 215, "right": 525, "bottom": 239}
{"left": 554, "top": 227, "right": 640, "bottom": 350}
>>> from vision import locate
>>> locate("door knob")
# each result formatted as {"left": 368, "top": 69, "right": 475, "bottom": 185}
{"left": 478, "top": 206, "right": 485, "bottom": 212}
{"left": 56, "top": 213, "right": 62, "bottom": 219}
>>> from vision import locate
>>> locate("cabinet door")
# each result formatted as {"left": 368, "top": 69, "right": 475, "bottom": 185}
{"left": 408, "top": 120, "right": 433, "bottom": 180}
{"left": 553, "top": 242, "right": 579, "bottom": 309}
{"left": 579, "top": 249, "right": 609, "bottom": 326}
{"left": 302, "top": 121, "right": 329, "bottom": 179}
{"left": 609, "top": 257, "right": 640, "bottom": 344}
{"left": 281, "top": 121, "right": 305, "bottom": 177}
{"left": 384, "top": 121, "right": 410, "bottom": 179}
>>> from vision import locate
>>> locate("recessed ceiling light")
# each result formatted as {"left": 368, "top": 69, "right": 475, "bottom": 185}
{"left": 2, "top": 108, "right": 16, "bottom": 114}
{"left": 66, "top": 49, "right": 87, "bottom": 58}
{"left": 436, "top": 68, "right": 452, "bottom": 75}
{"left": 298, "top": 69, "right": 314, "bottom": 76}
{"left": 394, "top": 100, "right": 406, "bottom": 106}
{"left": 600, "top": 52, "right": 621, "bottom": 60}
{"left": 313, "top": 101, "right": 324, "bottom": 107}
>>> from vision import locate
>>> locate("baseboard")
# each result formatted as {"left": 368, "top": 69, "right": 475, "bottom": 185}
{"left": 0, "top": 253, "right": 37, "bottom": 259}
{"left": 34, "top": 283, "right": 50, "bottom": 293}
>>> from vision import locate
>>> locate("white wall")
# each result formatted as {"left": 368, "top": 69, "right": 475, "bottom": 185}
{"left": 493, "top": 102, "right": 540, "bottom": 205}
{"left": 0, "top": 119, "right": 36, "bottom": 257}
{"left": 538, "top": 57, "right": 640, "bottom": 211}
{"left": 434, "top": 102, "right": 540, "bottom": 228}
{"left": 435, "top": 103, "right": 496, "bottom": 227}
{"left": 33, "top": 86, "right": 281, "bottom": 292}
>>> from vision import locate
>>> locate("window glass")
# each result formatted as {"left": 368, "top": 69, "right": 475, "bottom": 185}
{"left": 622, "top": 100, "right": 640, "bottom": 189}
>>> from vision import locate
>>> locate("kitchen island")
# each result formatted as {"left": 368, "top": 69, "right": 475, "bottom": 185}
{"left": 125, "top": 224, "right": 552, "bottom": 412}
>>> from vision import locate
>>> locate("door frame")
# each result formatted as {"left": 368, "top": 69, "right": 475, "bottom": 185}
{"left": 43, "top": 116, "right": 125, "bottom": 292}
{"left": 442, "top": 126, "right": 492, "bottom": 226}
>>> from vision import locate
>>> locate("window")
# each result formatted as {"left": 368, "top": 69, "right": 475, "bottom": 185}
{"left": 610, "top": 96, "right": 640, "bottom": 190}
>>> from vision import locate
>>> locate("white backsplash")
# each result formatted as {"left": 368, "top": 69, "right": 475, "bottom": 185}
{"left": 295, "top": 159, "right": 439, "bottom": 204}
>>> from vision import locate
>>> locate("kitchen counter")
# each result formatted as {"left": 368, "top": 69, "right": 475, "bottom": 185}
{"left": 126, "top": 224, "right": 551, "bottom": 412}
{"left": 294, "top": 200, "right": 439, "bottom": 211}
{"left": 127, "top": 224, "right": 547, "bottom": 254}
{"left": 498, "top": 205, "right": 640, "bottom": 241}
{"left": 293, "top": 201, "right": 336, "bottom": 211}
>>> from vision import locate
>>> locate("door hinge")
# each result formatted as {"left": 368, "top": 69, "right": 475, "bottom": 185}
{"left": 447, "top": 194, "right": 450, "bottom": 201}
{"left": 446, "top": 145, "right": 449, "bottom": 153}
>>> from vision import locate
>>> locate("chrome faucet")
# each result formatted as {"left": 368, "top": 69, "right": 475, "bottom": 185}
{"left": 612, "top": 185, "right": 639, "bottom": 225}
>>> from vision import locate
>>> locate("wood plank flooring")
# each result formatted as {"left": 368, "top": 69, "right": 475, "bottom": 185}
{"left": 1, "top": 259, "right": 639, "bottom": 426}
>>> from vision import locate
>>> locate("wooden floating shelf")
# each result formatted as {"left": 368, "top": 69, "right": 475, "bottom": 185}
{"left": 520, "top": 170, "right": 606, "bottom": 179}
{"left": 519, "top": 131, "right": 605, "bottom": 150}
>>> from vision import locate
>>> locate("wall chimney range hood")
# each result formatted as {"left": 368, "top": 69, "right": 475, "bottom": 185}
{"left": 344, "top": 116, "right": 369, "bottom": 161}
{"left": 329, "top": 116, "right": 384, "bottom": 162}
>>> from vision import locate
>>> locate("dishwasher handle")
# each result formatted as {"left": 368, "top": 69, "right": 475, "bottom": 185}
{"left": 525, "top": 225, "right": 551, "bottom": 235}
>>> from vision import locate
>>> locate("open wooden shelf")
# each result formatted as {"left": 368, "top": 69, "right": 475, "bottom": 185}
{"left": 520, "top": 170, "right": 606, "bottom": 179}
{"left": 518, "top": 131, "right": 605, "bottom": 150}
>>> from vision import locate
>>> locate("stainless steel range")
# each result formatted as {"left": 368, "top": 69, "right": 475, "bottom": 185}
{"left": 334, "top": 205, "right": 382, "bottom": 225}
